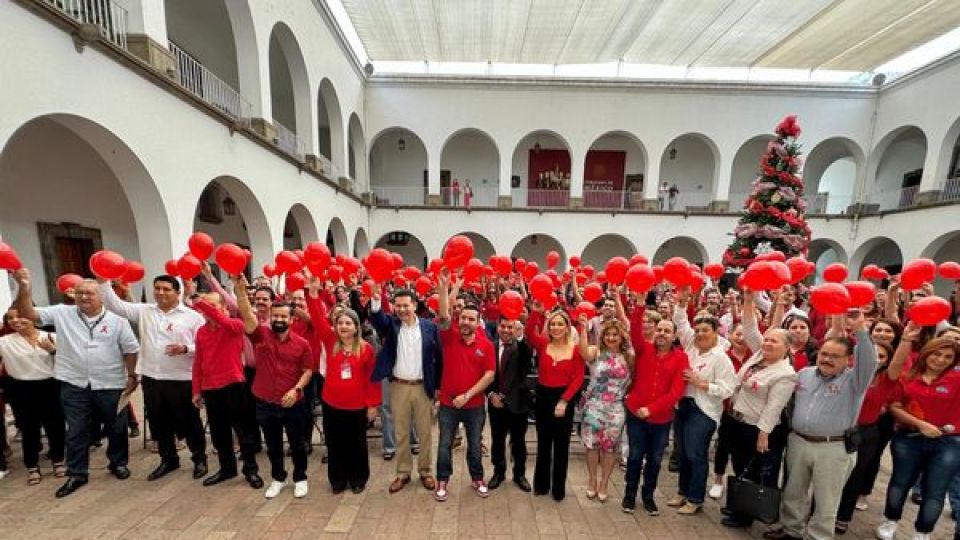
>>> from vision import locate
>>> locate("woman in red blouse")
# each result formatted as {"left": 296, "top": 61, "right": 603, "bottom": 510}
{"left": 877, "top": 337, "right": 960, "bottom": 539}
{"left": 316, "top": 307, "right": 381, "bottom": 494}
{"left": 526, "top": 305, "right": 584, "bottom": 501}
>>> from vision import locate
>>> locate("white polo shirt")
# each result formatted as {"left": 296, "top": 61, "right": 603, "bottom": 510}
{"left": 0, "top": 331, "right": 56, "bottom": 380}
{"left": 36, "top": 304, "right": 140, "bottom": 390}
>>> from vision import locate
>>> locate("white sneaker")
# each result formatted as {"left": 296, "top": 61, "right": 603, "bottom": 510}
{"left": 0, "top": 470, "right": 8, "bottom": 481}
{"left": 708, "top": 483, "right": 724, "bottom": 500}
{"left": 875, "top": 520, "right": 898, "bottom": 540}
{"left": 264, "top": 480, "right": 287, "bottom": 499}
{"left": 910, "top": 533, "right": 930, "bottom": 540}
{"left": 293, "top": 480, "right": 308, "bottom": 498}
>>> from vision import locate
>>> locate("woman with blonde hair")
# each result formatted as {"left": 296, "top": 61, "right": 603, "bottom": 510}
{"left": 526, "top": 304, "right": 584, "bottom": 501}
{"left": 576, "top": 315, "right": 634, "bottom": 502}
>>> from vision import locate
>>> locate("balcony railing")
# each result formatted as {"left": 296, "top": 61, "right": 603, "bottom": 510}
{"left": 372, "top": 186, "right": 428, "bottom": 206}
{"left": 168, "top": 42, "right": 251, "bottom": 121}
{"left": 46, "top": 0, "right": 128, "bottom": 49}
{"left": 273, "top": 121, "right": 305, "bottom": 161}
{"left": 513, "top": 189, "right": 570, "bottom": 208}
{"left": 439, "top": 186, "right": 498, "bottom": 208}
{"left": 941, "top": 177, "right": 960, "bottom": 203}
{"left": 311, "top": 153, "right": 341, "bottom": 179}
{"left": 868, "top": 186, "right": 919, "bottom": 211}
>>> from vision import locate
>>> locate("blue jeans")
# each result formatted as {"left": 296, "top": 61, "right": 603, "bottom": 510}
{"left": 437, "top": 405, "right": 485, "bottom": 482}
{"left": 951, "top": 473, "right": 960, "bottom": 533}
{"left": 60, "top": 383, "right": 128, "bottom": 478}
{"left": 675, "top": 398, "right": 717, "bottom": 504}
{"left": 884, "top": 432, "right": 960, "bottom": 533}
{"left": 380, "top": 379, "right": 418, "bottom": 453}
{"left": 624, "top": 416, "right": 672, "bottom": 501}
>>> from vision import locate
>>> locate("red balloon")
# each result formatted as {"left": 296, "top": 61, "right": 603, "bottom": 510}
{"left": 414, "top": 276, "right": 433, "bottom": 296}
{"left": 545, "top": 269, "right": 561, "bottom": 288}
{"left": 939, "top": 261, "right": 960, "bottom": 281}
{"left": 391, "top": 273, "right": 406, "bottom": 288}
{"left": 522, "top": 262, "right": 539, "bottom": 282}
{"left": 443, "top": 235, "right": 474, "bottom": 270}
{"left": 285, "top": 272, "right": 306, "bottom": 292}
{"left": 493, "top": 256, "right": 512, "bottom": 277}
{"left": 756, "top": 250, "right": 786, "bottom": 263}
{"left": 463, "top": 258, "right": 485, "bottom": 283}
{"left": 304, "top": 242, "right": 331, "bottom": 271}
{"left": 861, "top": 264, "right": 889, "bottom": 281}
{"left": 428, "top": 258, "right": 444, "bottom": 275}
{"left": 596, "top": 271, "right": 608, "bottom": 284}
{"left": 823, "top": 263, "right": 848, "bottom": 283}
{"left": 188, "top": 232, "right": 214, "bottom": 261}
{"left": 262, "top": 263, "right": 277, "bottom": 278}
{"left": 605, "top": 257, "right": 630, "bottom": 285}
{"left": 844, "top": 281, "right": 877, "bottom": 307}
{"left": 90, "top": 250, "right": 127, "bottom": 280}
{"left": 121, "top": 261, "right": 145, "bottom": 284}
{"left": 364, "top": 248, "right": 394, "bottom": 283}
{"left": 629, "top": 254, "right": 649, "bottom": 267}
{"left": 786, "top": 256, "right": 811, "bottom": 284}
{"left": 546, "top": 250, "right": 560, "bottom": 270}
{"left": 575, "top": 272, "right": 587, "bottom": 285}
{"left": 427, "top": 294, "right": 440, "bottom": 313}
{"left": 326, "top": 265, "right": 342, "bottom": 282}
{"left": 499, "top": 290, "right": 524, "bottom": 320}
{"left": 908, "top": 296, "right": 952, "bottom": 326}
{"left": 810, "top": 283, "right": 852, "bottom": 315}
{"left": 569, "top": 256, "right": 581, "bottom": 268}
{"left": 573, "top": 301, "right": 597, "bottom": 321}
{"left": 652, "top": 265, "right": 664, "bottom": 283}
{"left": 663, "top": 257, "right": 691, "bottom": 287}
{"left": 529, "top": 274, "right": 554, "bottom": 302}
{"left": 515, "top": 258, "right": 527, "bottom": 274}
{"left": 177, "top": 255, "right": 202, "bottom": 280}
{"left": 56, "top": 273, "right": 84, "bottom": 293}
{"left": 360, "top": 279, "right": 374, "bottom": 298}
{"left": 275, "top": 251, "right": 302, "bottom": 275}
{"left": 341, "top": 257, "right": 362, "bottom": 277}
{"left": 703, "top": 263, "right": 724, "bottom": 281}
{"left": 391, "top": 252, "right": 404, "bottom": 270}
{"left": 542, "top": 292, "right": 559, "bottom": 311}
{"left": 582, "top": 265, "right": 595, "bottom": 278}
{"left": 583, "top": 283, "right": 603, "bottom": 303}
{"left": 402, "top": 266, "right": 421, "bottom": 281}
{"left": 742, "top": 261, "right": 789, "bottom": 291}
{"left": 215, "top": 243, "right": 247, "bottom": 276}
{"left": 901, "top": 259, "right": 937, "bottom": 291}
{"left": 164, "top": 259, "right": 180, "bottom": 276}
{"left": 687, "top": 271, "right": 706, "bottom": 293}
{"left": 0, "top": 241, "right": 22, "bottom": 271}
{"left": 625, "top": 264, "right": 656, "bottom": 293}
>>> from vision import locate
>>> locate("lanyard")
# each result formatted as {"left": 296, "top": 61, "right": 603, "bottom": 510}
{"left": 77, "top": 308, "right": 107, "bottom": 339}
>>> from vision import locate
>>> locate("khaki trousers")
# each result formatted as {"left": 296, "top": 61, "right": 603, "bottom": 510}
{"left": 780, "top": 433, "right": 856, "bottom": 540}
{"left": 389, "top": 381, "right": 434, "bottom": 478}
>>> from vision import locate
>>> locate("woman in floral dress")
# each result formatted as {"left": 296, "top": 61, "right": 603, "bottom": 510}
{"left": 576, "top": 316, "right": 634, "bottom": 501}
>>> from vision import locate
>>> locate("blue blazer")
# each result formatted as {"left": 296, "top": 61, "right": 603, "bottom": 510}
{"left": 370, "top": 308, "right": 443, "bottom": 398}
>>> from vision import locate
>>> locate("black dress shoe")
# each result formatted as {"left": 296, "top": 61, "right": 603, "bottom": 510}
{"left": 762, "top": 529, "right": 802, "bottom": 540}
{"left": 488, "top": 474, "right": 505, "bottom": 490}
{"left": 192, "top": 460, "right": 208, "bottom": 480}
{"left": 55, "top": 476, "right": 88, "bottom": 498}
{"left": 720, "top": 506, "right": 733, "bottom": 516}
{"left": 202, "top": 470, "right": 237, "bottom": 486}
{"left": 721, "top": 516, "right": 752, "bottom": 528}
{"left": 331, "top": 482, "right": 347, "bottom": 494}
{"left": 350, "top": 482, "right": 366, "bottom": 494}
{"left": 147, "top": 461, "right": 179, "bottom": 481}
{"left": 110, "top": 466, "right": 131, "bottom": 480}
{"left": 245, "top": 473, "right": 264, "bottom": 489}
{"left": 513, "top": 477, "right": 532, "bottom": 492}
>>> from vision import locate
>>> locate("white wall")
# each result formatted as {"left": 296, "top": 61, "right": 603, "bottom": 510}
{"left": 164, "top": 0, "right": 239, "bottom": 89}
{"left": 729, "top": 136, "right": 773, "bottom": 199}
{"left": 441, "top": 132, "right": 499, "bottom": 195}
{"left": 874, "top": 134, "right": 926, "bottom": 193}
{"left": 581, "top": 235, "right": 636, "bottom": 268}
{"left": 588, "top": 134, "right": 647, "bottom": 185}
{"left": 370, "top": 129, "right": 428, "bottom": 188}
{"left": 658, "top": 136, "right": 716, "bottom": 205}
{"left": 818, "top": 158, "right": 857, "bottom": 212}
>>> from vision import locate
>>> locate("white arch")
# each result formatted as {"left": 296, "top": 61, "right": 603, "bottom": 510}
{"left": 317, "top": 78, "right": 345, "bottom": 175}
{"left": 443, "top": 232, "right": 497, "bottom": 264}
{"left": 375, "top": 231, "right": 428, "bottom": 269}
{"left": 660, "top": 132, "right": 721, "bottom": 210}
{"left": 326, "top": 217, "right": 349, "bottom": 255}
{"left": 268, "top": 22, "right": 314, "bottom": 154}
{"left": 849, "top": 236, "right": 904, "bottom": 276}
{"left": 285, "top": 203, "right": 319, "bottom": 248}
{"left": 581, "top": 234, "right": 638, "bottom": 268}
{"left": 866, "top": 125, "right": 928, "bottom": 197}
{"left": 653, "top": 236, "right": 708, "bottom": 266}
{"left": 510, "top": 233, "right": 566, "bottom": 269}
{"left": 369, "top": 126, "right": 429, "bottom": 192}
{"left": 353, "top": 227, "right": 370, "bottom": 258}
{"left": 348, "top": 112, "right": 367, "bottom": 188}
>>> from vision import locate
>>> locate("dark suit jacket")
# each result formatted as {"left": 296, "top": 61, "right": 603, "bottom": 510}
{"left": 369, "top": 308, "right": 443, "bottom": 398}
{"left": 488, "top": 338, "right": 533, "bottom": 415}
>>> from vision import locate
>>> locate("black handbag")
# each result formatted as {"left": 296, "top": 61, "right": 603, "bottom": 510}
{"left": 726, "top": 456, "right": 782, "bottom": 524}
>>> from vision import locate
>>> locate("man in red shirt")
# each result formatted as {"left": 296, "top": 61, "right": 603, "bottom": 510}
{"left": 191, "top": 289, "right": 262, "bottom": 490}
{"left": 238, "top": 276, "right": 314, "bottom": 500}
{"left": 434, "top": 272, "right": 495, "bottom": 502}
{"left": 622, "top": 318, "right": 689, "bottom": 516}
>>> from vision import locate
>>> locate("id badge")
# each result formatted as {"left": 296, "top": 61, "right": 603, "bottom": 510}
{"left": 340, "top": 361, "right": 353, "bottom": 380}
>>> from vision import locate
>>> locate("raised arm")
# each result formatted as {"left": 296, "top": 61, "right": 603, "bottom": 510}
{"left": 97, "top": 280, "right": 145, "bottom": 322}
{"left": 887, "top": 321, "right": 920, "bottom": 381}
{"left": 849, "top": 311, "right": 877, "bottom": 393}
{"left": 741, "top": 289, "right": 764, "bottom": 353}
{"left": 884, "top": 278, "right": 901, "bottom": 323}
{"left": 233, "top": 274, "right": 259, "bottom": 334}
{"left": 12, "top": 269, "right": 40, "bottom": 323}
{"left": 576, "top": 314, "right": 598, "bottom": 362}
{"left": 201, "top": 262, "right": 238, "bottom": 313}
{"left": 437, "top": 270, "right": 452, "bottom": 326}
{"left": 673, "top": 287, "right": 695, "bottom": 351}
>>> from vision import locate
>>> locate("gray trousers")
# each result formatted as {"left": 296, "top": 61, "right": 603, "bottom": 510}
{"left": 780, "top": 433, "right": 856, "bottom": 540}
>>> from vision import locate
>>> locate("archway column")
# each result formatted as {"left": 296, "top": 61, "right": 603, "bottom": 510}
{"left": 498, "top": 151, "right": 513, "bottom": 207}
{"left": 711, "top": 148, "right": 732, "bottom": 211}
{"left": 124, "top": 0, "right": 175, "bottom": 75}
{"left": 641, "top": 153, "right": 662, "bottom": 210}
{"left": 568, "top": 150, "right": 585, "bottom": 208}
{"left": 915, "top": 129, "right": 948, "bottom": 205}
{"left": 426, "top": 147, "right": 441, "bottom": 206}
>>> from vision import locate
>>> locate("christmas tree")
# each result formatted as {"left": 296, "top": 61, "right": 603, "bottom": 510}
{"left": 723, "top": 115, "right": 812, "bottom": 269}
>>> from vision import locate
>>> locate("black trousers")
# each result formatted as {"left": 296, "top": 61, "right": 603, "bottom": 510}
{"left": 489, "top": 403, "right": 528, "bottom": 479}
{"left": 142, "top": 377, "right": 205, "bottom": 465}
{"left": 727, "top": 416, "right": 787, "bottom": 524}
{"left": 713, "top": 411, "right": 734, "bottom": 476}
{"left": 837, "top": 422, "right": 882, "bottom": 522}
{"left": 242, "top": 366, "right": 263, "bottom": 449}
{"left": 203, "top": 382, "right": 259, "bottom": 475}
{"left": 534, "top": 385, "right": 575, "bottom": 498}
{"left": 5, "top": 378, "right": 65, "bottom": 468}
{"left": 322, "top": 403, "right": 369, "bottom": 489}
{"left": 256, "top": 399, "right": 308, "bottom": 482}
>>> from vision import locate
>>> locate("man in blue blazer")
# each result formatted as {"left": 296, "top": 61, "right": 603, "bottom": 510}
{"left": 370, "top": 286, "right": 443, "bottom": 493}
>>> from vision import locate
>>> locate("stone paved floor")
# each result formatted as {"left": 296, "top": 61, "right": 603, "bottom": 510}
{"left": 0, "top": 411, "right": 950, "bottom": 539}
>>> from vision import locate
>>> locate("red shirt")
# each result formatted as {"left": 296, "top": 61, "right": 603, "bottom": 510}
{"left": 439, "top": 328, "right": 495, "bottom": 408}
{"left": 624, "top": 340, "right": 689, "bottom": 424}
{"left": 628, "top": 304, "right": 650, "bottom": 351}
{"left": 482, "top": 299, "right": 500, "bottom": 323}
{"left": 525, "top": 311, "right": 585, "bottom": 402}
{"left": 191, "top": 300, "right": 247, "bottom": 395}
{"left": 322, "top": 341, "right": 381, "bottom": 410}
{"left": 857, "top": 373, "right": 899, "bottom": 425}
{"left": 893, "top": 370, "right": 960, "bottom": 431}
{"left": 291, "top": 318, "right": 322, "bottom": 371}
{"left": 792, "top": 348, "right": 810, "bottom": 372}
{"left": 249, "top": 326, "right": 313, "bottom": 405}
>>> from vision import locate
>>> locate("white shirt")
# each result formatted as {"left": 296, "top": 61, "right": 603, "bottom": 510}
{"left": 673, "top": 308, "right": 739, "bottom": 424}
{"left": 0, "top": 331, "right": 56, "bottom": 380}
{"left": 99, "top": 282, "right": 205, "bottom": 381}
{"left": 371, "top": 296, "right": 423, "bottom": 380}
{"left": 36, "top": 304, "right": 140, "bottom": 390}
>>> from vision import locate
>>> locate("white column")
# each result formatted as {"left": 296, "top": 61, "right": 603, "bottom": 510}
{"left": 569, "top": 149, "right": 584, "bottom": 204}
{"left": 427, "top": 147, "right": 441, "bottom": 202}
{"left": 918, "top": 132, "right": 947, "bottom": 194}
{"left": 712, "top": 151, "right": 731, "bottom": 202}
{"left": 644, "top": 155, "right": 662, "bottom": 200}
{"left": 124, "top": 0, "right": 168, "bottom": 44}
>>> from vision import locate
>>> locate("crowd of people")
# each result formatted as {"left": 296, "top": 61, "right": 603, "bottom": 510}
{"left": 1, "top": 249, "right": 959, "bottom": 540}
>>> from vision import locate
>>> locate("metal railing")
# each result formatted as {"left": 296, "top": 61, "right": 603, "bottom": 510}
{"left": 867, "top": 186, "right": 919, "bottom": 211}
{"left": 514, "top": 189, "right": 570, "bottom": 208}
{"left": 582, "top": 189, "right": 626, "bottom": 209}
{"left": 46, "top": 0, "right": 128, "bottom": 49}
{"left": 168, "top": 42, "right": 250, "bottom": 121}
{"left": 273, "top": 121, "right": 305, "bottom": 161}
{"left": 663, "top": 192, "right": 712, "bottom": 211}
{"left": 941, "top": 177, "right": 960, "bottom": 202}
{"left": 372, "top": 186, "right": 428, "bottom": 206}
{"left": 439, "top": 186, "right": 498, "bottom": 208}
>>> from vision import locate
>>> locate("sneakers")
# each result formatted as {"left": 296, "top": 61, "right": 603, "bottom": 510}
{"left": 0, "top": 469, "right": 8, "bottom": 481}
{"left": 677, "top": 502, "right": 701, "bottom": 515}
{"left": 708, "top": 483, "right": 724, "bottom": 500}
{"left": 910, "top": 534, "right": 930, "bottom": 540}
{"left": 666, "top": 495, "right": 687, "bottom": 508}
{"left": 471, "top": 479, "right": 489, "bottom": 498}
{"left": 855, "top": 495, "right": 868, "bottom": 511}
{"left": 876, "top": 520, "right": 898, "bottom": 540}
{"left": 621, "top": 496, "right": 636, "bottom": 514}
{"left": 294, "top": 480, "right": 308, "bottom": 498}
{"left": 435, "top": 480, "right": 449, "bottom": 502}
{"left": 264, "top": 480, "right": 287, "bottom": 499}
{"left": 642, "top": 498, "right": 660, "bottom": 516}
